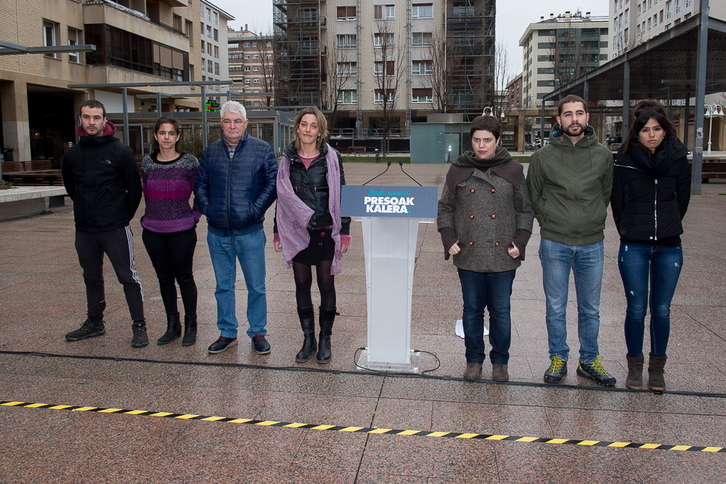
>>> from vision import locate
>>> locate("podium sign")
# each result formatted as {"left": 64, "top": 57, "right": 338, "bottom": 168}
{"left": 342, "top": 185, "right": 438, "bottom": 372}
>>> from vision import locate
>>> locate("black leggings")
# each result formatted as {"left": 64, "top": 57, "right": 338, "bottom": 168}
{"left": 293, "top": 260, "right": 336, "bottom": 311}
{"left": 142, "top": 228, "right": 198, "bottom": 318}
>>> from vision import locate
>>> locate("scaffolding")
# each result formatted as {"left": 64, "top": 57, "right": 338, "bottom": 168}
{"left": 445, "top": 0, "right": 495, "bottom": 118}
{"left": 273, "top": 0, "right": 324, "bottom": 107}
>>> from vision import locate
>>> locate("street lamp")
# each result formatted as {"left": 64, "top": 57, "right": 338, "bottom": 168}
{"left": 705, "top": 104, "right": 724, "bottom": 154}
{"left": 482, "top": 106, "right": 495, "bottom": 117}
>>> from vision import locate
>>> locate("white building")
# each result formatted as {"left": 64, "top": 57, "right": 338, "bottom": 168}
{"left": 200, "top": 0, "right": 234, "bottom": 96}
{"left": 519, "top": 10, "right": 609, "bottom": 108}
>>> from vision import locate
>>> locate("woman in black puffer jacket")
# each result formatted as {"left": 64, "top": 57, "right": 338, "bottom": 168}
{"left": 611, "top": 100, "right": 691, "bottom": 392}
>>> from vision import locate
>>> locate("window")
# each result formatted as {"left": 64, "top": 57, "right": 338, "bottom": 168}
{"left": 68, "top": 27, "right": 81, "bottom": 63}
{"left": 337, "top": 62, "right": 357, "bottom": 77}
{"left": 206, "top": 7, "right": 211, "bottom": 21}
{"left": 208, "top": 60, "right": 213, "bottom": 72}
{"left": 244, "top": 66, "right": 251, "bottom": 71}
{"left": 337, "top": 34, "right": 357, "bottom": 49}
{"left": 214, "top": 46, "right": 219, "bottom": 58}
{"left": 412, "top": 32, "right": 432, "bottom": 46}
{"left": 253, "top": 78, "right": 260, "bottom": 83}
{"left": 213, "top": 29, "right": 218, "bottom": 41}
{"left": 244, "top": 54, "right": 250, "bottom": 59}
{"left": 252, "top": 54, "right": 259, "bottom": 59}
{"left": 374, "top": 33, "right": 394, "bottom": 47}
{"left": 206, "top": 25, "right": 212, "bottom": 38}
{"left": 245, "top": 79, "right": 251, "bottom": 83}
{"left": 208, "top": 42, "right": 213, "bottom": 54}
{"left": 374, "top": 5, "right": 395, "bottom": 20}
{"left": 213, "top": 12, "right": 218, "bottom": 25}
{"left": 666, "top": 0, "right": 672, "bottom": 18}
{"left": 412, "top": 88, "right": 432, "bottom": 103}
{"left": 411, "top": 61, "right": 432, "bottom": 75}
{"left": 43, "top": 20, "right": 59, "bottom": 59}
{"left": 337, "top": 6, "right": 356, "bottom": 20}
{"left": 374, "top": 61, "right": 395, "bottom": 76}
{"left": 252, "top": 42, "right": 257, "bottom": 47}
{"left": 675, "top": 0, "right": 681, "bottom": 14}
{"left": 412, "top": 4, "right": 433, "bottom": 19}
{"left": 374, "top": 90, "right": 394, "bottom": 103}
{"left": 214, "top": 63, "right": 219, "bottom": 75}
{"left": 338, "top": 90, "right": 357, "bottom": 104}
{"left": 253, "top": 66, "right": 259, "bottom": 71}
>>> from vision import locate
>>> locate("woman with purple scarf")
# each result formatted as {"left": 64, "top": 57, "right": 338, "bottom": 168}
{"left": 274, "top": 107, "right": 351, "bottom": 364}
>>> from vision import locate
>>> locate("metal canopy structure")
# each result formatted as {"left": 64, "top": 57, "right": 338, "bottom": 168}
{"left": 542, "top": 5, "right": 726, "bottom": 195}
{"left": 0, "top": 40, "right": 96, "bottom": 56}
{"left": 543, "top": 15, "right": 726, "bottom": 102}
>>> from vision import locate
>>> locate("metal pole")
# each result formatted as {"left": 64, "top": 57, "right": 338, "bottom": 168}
{"left": 621, "top": 61, "right": 630, "bottom": 137}
{"left": 156, "top": 92, "right": 162, "bottom": 119}
{"left": 122, "top": 87, "right": 130, "bottom": 146}
{"left": 201, "top": 85, "right": 208, "bottom": 150}
{"left": 691, "top": 0, "right": 709, "bottom": 195}
{"left": 707, "top": 107, "right": 713, "bottom": 154}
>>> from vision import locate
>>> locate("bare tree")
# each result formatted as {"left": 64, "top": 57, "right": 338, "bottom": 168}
{"left": 428, "top": 28, "right": 459, "bottom": 113}
{"left": 254, "top": 32, "right": 275, "bottom": 107}
{"left": 494, "top": 41, "right": 511, "bottom": 92}
{"left": 547, "top": 25, "right": 584, "bottom": 88}
{"left": 372, "top": 20, "right": 406, "bottom": 153}
{"left": 321, "top": 45, "right": 355, "bottom": 135}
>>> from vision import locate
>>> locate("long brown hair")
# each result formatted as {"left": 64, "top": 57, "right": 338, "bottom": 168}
{"left": 623, "top": 100, "right": 678, "bottom": 154}
{"left": 292, "top": 106, "right": 329, "bottom": 151}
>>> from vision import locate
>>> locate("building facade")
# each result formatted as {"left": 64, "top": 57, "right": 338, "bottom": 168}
{"left": 228, "top": 26, "right": 274, "bottom": 108}
{"left": 0, "top": 0, "right": 232, "bottom": 165}
{"left": 272, "top": 0, "right": 495, "bottom": 139}
{"left": 519, "top": 10, "right": 609, "bottom": 108}
{"left": 200, "top": 0, "right": 234, "bottom": 99}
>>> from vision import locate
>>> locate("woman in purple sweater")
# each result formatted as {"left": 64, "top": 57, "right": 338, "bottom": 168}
{"left": 141, "top": 117, "right": 201, "bottom": 346}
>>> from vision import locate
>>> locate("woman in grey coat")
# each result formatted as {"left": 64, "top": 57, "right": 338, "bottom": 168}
{"left": 437, "top": 115, "right": 534, "bottom": 382}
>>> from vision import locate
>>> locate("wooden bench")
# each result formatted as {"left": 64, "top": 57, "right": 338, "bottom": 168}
{"left": 2, "top": 169, "right": 63, "bottom": 187}
{"left": 339, "top": 146, "right": 367, "bottom": 155}
{"left": 699, "top": 161, "right": 726, "bottom": 182}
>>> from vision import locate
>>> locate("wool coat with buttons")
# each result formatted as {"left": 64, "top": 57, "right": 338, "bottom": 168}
{"left": 437, "top": 161, "right": 534, "bottom": 273}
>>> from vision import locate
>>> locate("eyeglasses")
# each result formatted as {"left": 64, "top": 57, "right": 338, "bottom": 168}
{"left": 222, "top": 118, "right": 245, "bottom": 126}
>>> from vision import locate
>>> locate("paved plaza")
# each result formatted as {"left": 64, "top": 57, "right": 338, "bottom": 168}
{"left": 1, "top": 162, "right": 725, "bottom": 482}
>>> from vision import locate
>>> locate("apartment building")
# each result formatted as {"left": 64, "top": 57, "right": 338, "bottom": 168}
{"left": 0, "top": 0, "right": 233, "bottom": 165}
{"left": 200, "top": 0, "right": 234, "bottom": 99}
{"left": 519, "top": 10, "right": 609, "bottom": 108}
{"left": 228, "top": 26, "right": 274, "bottom": 108}
{"left": 272, "top": 0, "right": 495, "bottom": 139}
{"left": 611, "top": 0, "right": 726, "bottom": 56}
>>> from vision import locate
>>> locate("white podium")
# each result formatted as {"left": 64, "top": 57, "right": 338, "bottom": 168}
{"left": 341, "top": 185, "right": 438, "bottom": 372}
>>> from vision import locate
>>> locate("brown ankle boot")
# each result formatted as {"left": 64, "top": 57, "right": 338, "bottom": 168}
{"left": 648, "top": 354, "right": 667, "bottom": 392}
{"left": 626, "top": 354, "right": 644, "bottom": 390}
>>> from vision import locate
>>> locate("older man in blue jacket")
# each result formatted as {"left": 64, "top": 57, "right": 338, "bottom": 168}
{"left": 195, "top": 101, "right": 278, "bottom": 355}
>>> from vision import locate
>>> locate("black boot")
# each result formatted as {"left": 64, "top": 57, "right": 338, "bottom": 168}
{"left": 648, "top": 354, "right": 667, "bottom": 392}
{"left": 157, "top": 313, "right": 182, "bottom": 345}
{"left": 182, "top": 314, "right": 197, "bottom": 346}
{"left": 317, "top": 307, "right": 336, "bottom": 364}
{"left": 295, "top": 307, "right": 316, "bottom": 363}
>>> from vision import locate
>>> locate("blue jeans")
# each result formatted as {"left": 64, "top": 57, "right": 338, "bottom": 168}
{"left": 618, "top": 243, "right": 682, "bottom": 357}
{"left": 539, "top": 238, "right": 604, "bottom": 363}
{"left": 457, "top": 268, "right": 516, "bottom": 365}
{"left": 207, "top": 229, "right": 267, "bottom": 339}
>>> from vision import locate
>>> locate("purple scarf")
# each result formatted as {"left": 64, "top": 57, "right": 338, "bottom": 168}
{"left": 276, "top": 143, "right": 343, "bottom": 275}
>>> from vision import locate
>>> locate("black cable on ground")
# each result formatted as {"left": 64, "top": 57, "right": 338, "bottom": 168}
{"left": 1, "top": 349, "right": 724, "bottom": 399}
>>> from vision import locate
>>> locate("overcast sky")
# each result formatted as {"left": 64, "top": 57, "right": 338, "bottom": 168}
{"left": 212, "top": 0, "right": 610, "bottom": 80}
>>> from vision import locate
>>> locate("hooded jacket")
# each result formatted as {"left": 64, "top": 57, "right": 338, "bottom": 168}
{"left": 437, "top": 147, "right": 534, "bottom": 273}
{"left": 611, "top": 138, "right": 691, "bottom": 245}
{"left": 526, "top": 126, "right": 613, "bottom": 246}
{"left": 61, "top": 122, "right": 142, "bottom": 232}
{"left": 194, "top": 132, "right": 277, "bottom": 237}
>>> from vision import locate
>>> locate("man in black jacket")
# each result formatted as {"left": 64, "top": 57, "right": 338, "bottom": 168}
{"left": 61, "top": 100, "right": 147, "bottom": 347}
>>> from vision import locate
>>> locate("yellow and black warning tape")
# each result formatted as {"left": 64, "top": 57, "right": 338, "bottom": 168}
{"left": 2, "top": 399, "right": 724, "bottom": 453}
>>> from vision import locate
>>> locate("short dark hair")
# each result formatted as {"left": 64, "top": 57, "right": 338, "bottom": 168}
{"left": 80, "top": 100, "right": 106, "bottom": 118}
{"left": 470, "top": 115, "right": 501, "bottom": 140}
{"left": 557, "top": 95, "right": 587, "bottom": 116}
{"left": 623, "top": 100, "right": 678, "bottom": 153}
{"left": 151, "top": 117, "right": 185, "bottom": 157}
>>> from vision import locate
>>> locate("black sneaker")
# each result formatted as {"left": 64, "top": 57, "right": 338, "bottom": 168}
{"left": 577, "top": 356, "right": 616, "bottom": 387}
{"left": 65, "top": 319, "right": 105, "bottom": 342}
{"left": 208, "top": 336, "right": 238, "bottom": 354}
{"left": 251, "top": 334, "right": 270, "bottom": 355}
{"left": 131, "top": 323, "right": 149, "bottom": 348}
{"left": 543, "top": 356, "right": 567, "bottom": 384}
